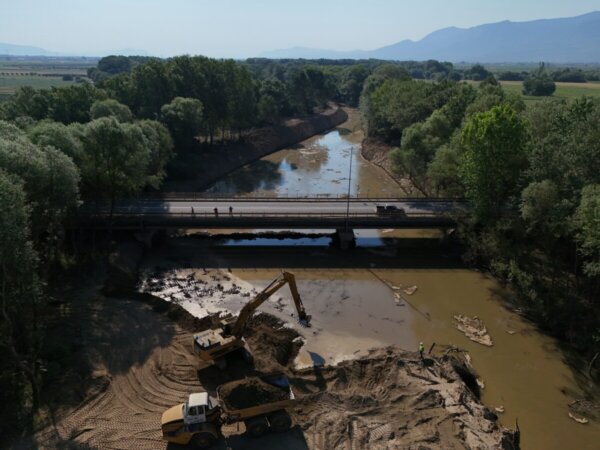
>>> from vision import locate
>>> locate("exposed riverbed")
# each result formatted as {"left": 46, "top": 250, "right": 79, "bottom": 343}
{"left": 143, "top": 110, "right": 600, "bottom": 449}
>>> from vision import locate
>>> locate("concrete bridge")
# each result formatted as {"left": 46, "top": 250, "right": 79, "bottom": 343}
{"left": 76, "top": 196, "right": 465, "bottom": 246}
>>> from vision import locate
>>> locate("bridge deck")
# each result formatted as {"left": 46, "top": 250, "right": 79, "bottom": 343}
{"left": 75, "top": 197, "right": 465, "bottom": 230}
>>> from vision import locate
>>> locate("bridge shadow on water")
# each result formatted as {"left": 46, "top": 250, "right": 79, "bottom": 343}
{"left": 152, "top": 233, "right": 465, "bottom": 270}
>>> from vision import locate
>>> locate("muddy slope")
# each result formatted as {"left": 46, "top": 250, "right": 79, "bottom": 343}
{"left": 361, "top": 137, "right": 420, "bottom": 195}
{"left": 165, "top": 106, "right": 348, "bottom": 191}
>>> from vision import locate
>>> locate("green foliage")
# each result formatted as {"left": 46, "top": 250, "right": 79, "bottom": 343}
{"left": 463, "top": 64, "right": 492, "bottom": 81}
{"left": 459, "top": 105, "right": 529, "bottom": 222}
{"left": 0, "top": 122, "right": 80, "bottom": 238}
{"left": 427, "top": 142, "right": 464, "bottom": 196}
{"left": 160, "top": 97, "right": 203, "bottom": 152}
{"left": 0, "top": 170, "right": 41, "bottom": 431}
{"left": 523, "top": 65, "right": 556, "bottom": 97}
{"left": 337, "top": 65, "right": 370, "bottom": 106}
{"left": 78, "top": 117, "right": 172, "bottom": 209}
{"left": 257, "top": 94, "right": 279, "bottom": 124}
{"left": 574, "top": 185, "right": 600, "bottom": 277}
{"left": 137, "top": 120, "right": 174, "bottom": 189}
{"left": 2, "top": 86, "right": 51, "bottom": 120}
{"left": 90, "top": 99, "right": 133, "bottom": 122}
{"left": 365, "top": 79, "right": 442, "bottom": 140}
{"left": 48, "top": 83, "right": 106, "bottom": 124}
{"left": 27, "top": 121, "right": 83, "bottom": 162}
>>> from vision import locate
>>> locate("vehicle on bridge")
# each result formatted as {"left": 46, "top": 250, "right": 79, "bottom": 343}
{"left": 375, "top": 204, "right": 407, "bottom": 217}
{"left": 192, "top": 271, "right": 311, "bottom": 369}
{"left": 161, "top": 373, "right": 296, "bottom": 448}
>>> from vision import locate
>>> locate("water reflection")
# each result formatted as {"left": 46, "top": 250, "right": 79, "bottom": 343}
{"left": 205, "top": 126, "right": 404, "bottom": 198}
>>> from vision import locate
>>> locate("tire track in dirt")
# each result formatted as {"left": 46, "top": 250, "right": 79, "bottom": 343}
{"left": 28, "top": 297, "right": 202, "bottom": 450}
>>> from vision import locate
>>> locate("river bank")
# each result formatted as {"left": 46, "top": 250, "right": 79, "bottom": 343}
{"left": 164, "top": 105, "right": 348, "bottom": 191}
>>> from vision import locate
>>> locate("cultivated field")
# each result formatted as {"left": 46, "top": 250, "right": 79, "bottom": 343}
{"left": 500, "top": 80, "right": 600, "bottom": 103}
{"left": 0, "top": 56, "right": 96, "bottom": 99}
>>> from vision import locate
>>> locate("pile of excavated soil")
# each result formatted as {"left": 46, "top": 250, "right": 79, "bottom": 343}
{"left": 290, "top": 347, "right": 519, "bottom": 450}
{"left": 220, "top": 378, "right": 289, "bottom": 410}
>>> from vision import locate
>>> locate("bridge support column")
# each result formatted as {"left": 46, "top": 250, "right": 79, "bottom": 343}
{"left": 333, "top": 228, "right": 356, "bottom": 250}
{"left": 133, "top": 228, "right": 162, "bottom": 249}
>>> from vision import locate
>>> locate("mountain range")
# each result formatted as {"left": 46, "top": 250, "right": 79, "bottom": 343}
{"left": 261, "top": 12, "right": 600, "bottom": 63}
{"left": 0, "top": 42, "right": 147, "bottom": 57}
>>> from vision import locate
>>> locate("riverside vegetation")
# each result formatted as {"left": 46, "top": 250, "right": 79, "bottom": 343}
{"left": 0, "top": 55, "right": 599, "bottom": 444}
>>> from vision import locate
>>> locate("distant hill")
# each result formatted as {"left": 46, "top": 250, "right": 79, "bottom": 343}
{"left": 261, "top": 12, "right": 600, "bottom": 63}
{"left": 0, "top": 42, "right": 148, "bottom": 57}
{"left": 0, "top": 42, "right": 55, "bottom": 56}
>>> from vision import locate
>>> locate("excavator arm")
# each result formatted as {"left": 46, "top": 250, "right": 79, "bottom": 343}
{"left": 230, "top": 271, "right": 311, "bottom": 337}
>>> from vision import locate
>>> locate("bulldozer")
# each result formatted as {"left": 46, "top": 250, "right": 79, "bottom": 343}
{"left": 192, "top": 271, "right": 311, "bottom": 369}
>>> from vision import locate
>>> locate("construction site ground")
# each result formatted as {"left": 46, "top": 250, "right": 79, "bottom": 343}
{"left": 20, "top": 264, "right": 517, "bottom": 450}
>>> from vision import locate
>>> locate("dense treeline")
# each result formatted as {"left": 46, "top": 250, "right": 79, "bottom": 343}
{"left": 361, "top": 70, "right": 600, "bottom": 361}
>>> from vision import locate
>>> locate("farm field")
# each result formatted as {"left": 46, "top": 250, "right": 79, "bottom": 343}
{"left": 0, "top": 74, "right": 79, "bottom": 96}
{"left": 0, "top": 56, "right": 96, "bottom": 99}
{"left": 500, "top": 80, "right": 600, "bottom": 104}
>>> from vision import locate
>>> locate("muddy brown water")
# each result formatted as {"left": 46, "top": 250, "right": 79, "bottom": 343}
{"left": 153, "top": 111, "right": 600, "bottom": 449}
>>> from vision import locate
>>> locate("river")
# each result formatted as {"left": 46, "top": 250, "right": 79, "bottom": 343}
{"left": 153, "top": 110, "right": 600, "bottom": 449}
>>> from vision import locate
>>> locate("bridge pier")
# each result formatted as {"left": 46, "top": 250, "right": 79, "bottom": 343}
{"left": 333, "top": 228, "right": 356, "bottom": 250}
{"left": 133, "top": 228, "right": 163, "bottom": 248}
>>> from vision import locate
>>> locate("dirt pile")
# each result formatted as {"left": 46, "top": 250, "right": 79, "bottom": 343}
{"left": 220, "top": 378, "right": 289, "bottom": 410}
{"left": 291, "top": 347, "right": 519, "bottom": 450}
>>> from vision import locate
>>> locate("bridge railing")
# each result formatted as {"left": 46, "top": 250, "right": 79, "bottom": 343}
{"left": 131, "top": 193, "right": 466, "bottom": 203}
{"left": 81, "top": 211, "right": 453, "bottom": 220}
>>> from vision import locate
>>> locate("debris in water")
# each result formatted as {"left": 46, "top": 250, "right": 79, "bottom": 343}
{"left": 568, "top": 412, "right": 589, "bottom": 424}
{"left": 403, "top": 286, "right": 418, "bottom": 295}
{"left": 506, "top": 330, "right": 517, "bottom": 335}
{"left": 464, "top": 353, "right": 473, "bottom": 367}
{"left": 454, "top": 315, "right": 493, "bottom": 347}
{"left": 393, "top": 292, "right": 404, "bottom": 305}
{"left": 495, "top": 406, "right": 505, "bottom": 413}
{"left": 476, "top": 378, "right": 485, "bottom": 390}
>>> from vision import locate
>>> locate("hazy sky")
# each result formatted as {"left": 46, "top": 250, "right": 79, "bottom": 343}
{"left": 2, "top": 0, "right": 600, "bottom": 57}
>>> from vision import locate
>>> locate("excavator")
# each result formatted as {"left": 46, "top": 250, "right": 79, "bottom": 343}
{"left": 192, "top": 271, "right": 311, "bottom": 369}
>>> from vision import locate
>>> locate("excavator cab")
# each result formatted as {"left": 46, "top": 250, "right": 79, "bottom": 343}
{"left": 193, "top": 271, "right": 310, "bottom": 369}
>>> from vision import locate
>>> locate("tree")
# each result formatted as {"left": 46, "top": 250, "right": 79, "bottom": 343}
{"left": 574, "top": 185, "right": 600, "bottom": 277}
{"left": 2, "top": 86, "right": 50, "bottom": 121}
{"left": 160, "top": 97, "right": 203, "bottom": 153}
{"left": 460, "top": 105, "right": 529, "bottom": 222}
{"left": 81, "top": 117, "right": 150, "bottom": 219}
{"left": 0, "top": 123, "right": 80, "bottom": 240}
{"left": 523, "top": 64, "right": 556, "bottom": 96}
{"left": 90, "top": 99, "right": 133, "bottom": 122}
{"left": 97, "top": 55, "right": 132, "bottom": 75}
{"left": 257, "top": 94, "right": 279, "bottom": 124}
{"left": 49, "top": 83, "right": 105, "bottom": 124}
{"left": 27, "top": 120, "right": 83, "bottom": 162}
{"left": 0, "top": 171, "right": 42, "bottom": 419}
{"left": 464, "top": 64, "right": 492, "bottom": 81}
{"left": 137, "top": 120, "right": 174, "bottom": 189}
{"left": 129, "top": 59, "right": 174, "bottom": 119}
{"left": 338, "top": 65, "right": 370, "bottom": 106}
